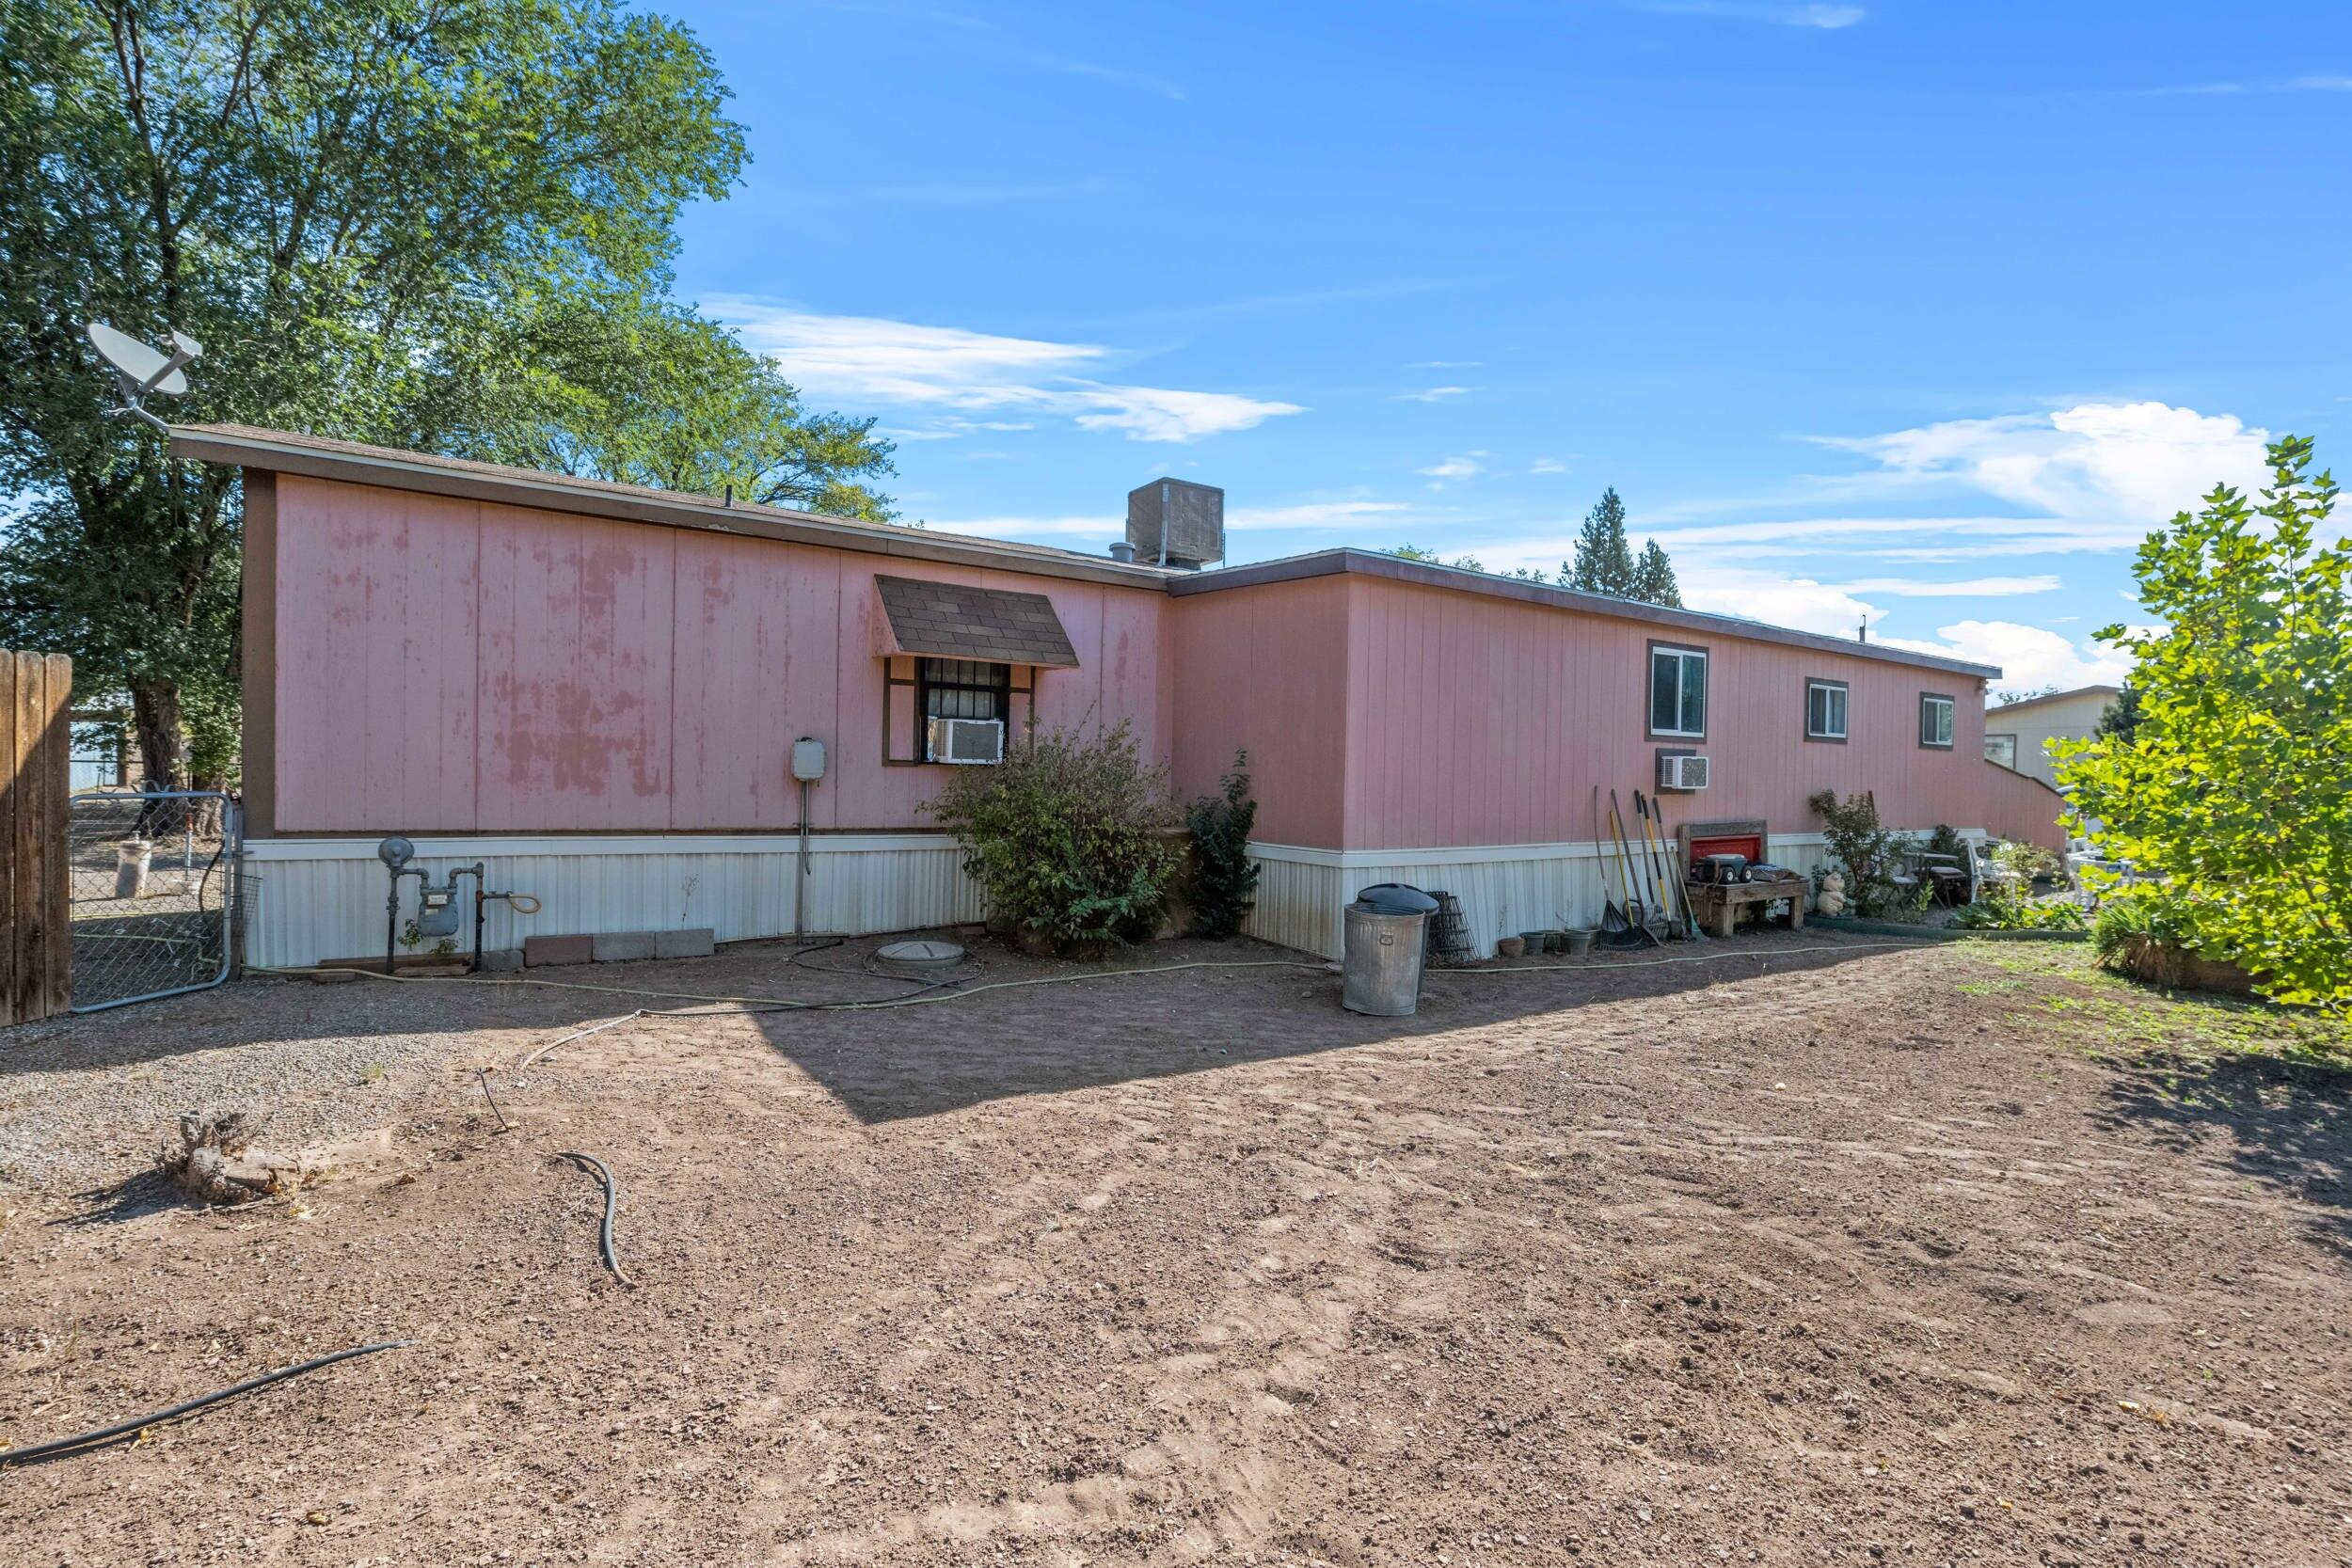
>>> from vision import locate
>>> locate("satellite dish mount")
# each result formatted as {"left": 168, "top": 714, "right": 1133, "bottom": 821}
{"left": 85, "top": 321, "right": 202, "bottom": 434}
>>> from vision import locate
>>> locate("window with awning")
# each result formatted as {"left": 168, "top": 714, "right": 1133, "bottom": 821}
{"left": 875, "top": 577, "right": 1076, "bottom": 765}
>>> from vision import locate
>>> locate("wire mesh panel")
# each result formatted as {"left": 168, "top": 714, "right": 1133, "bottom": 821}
{"left": 68, "top": 790, "right": 237, "bottom": 1012}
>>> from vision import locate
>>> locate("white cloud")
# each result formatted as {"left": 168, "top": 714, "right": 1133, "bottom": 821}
{"left": 1419, "top": 453, "right": 1486, "bottom": 479}
{"left": 1835, "top": 575, "right": 2061, "bottom": 597}
{"left": 1644, "top": 1, "right": 1864, "bottom": 27}
{"left": 1818, "top": 401, "right": 2270, "bottom": 548}
{"left": 1880, "top": 621, "right": 2140, "bottom": 691}
{"left": 710, "top": 299, "right": 1303, "bottom": 443}
{"left": 1684, "top": 570, "right": 1883, "bottom": 637}
{"left": 1071, "top": 385, "right": 1305, "bottom": 442}
{"left": 1530, "top": 457, "right": 1572, "bottom": 475}
{"left": 927, "top": 498, "right": 1408, "bottom": 545}
{"left": 1229, "top": 499, "right": 1411, "bottom": 531}
{"left": 1398, "top": 386, "right": 1472, "bottom": 403}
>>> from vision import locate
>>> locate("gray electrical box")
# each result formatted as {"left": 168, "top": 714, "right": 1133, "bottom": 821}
{"left": 791, "top": 736, "right": 827, "bottom": 783}
{"left": 1125, "top": 478, "right": 1225, "bottom": 570}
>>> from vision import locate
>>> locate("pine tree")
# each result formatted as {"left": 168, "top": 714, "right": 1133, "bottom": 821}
{"left": 1563, "top": 487, "right": 1637, "bottom": 594}
{"left": 1631, "top": 540, "right": 1683, "bottom": 608}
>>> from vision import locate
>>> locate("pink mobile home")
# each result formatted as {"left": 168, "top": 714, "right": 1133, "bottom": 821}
{"left": 178, "top": 425, "right": 2061, "bottom": 966}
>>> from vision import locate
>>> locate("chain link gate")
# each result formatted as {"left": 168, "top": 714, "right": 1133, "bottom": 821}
{"left": 68, "top": 790, "right": 238, "bottom": 1011}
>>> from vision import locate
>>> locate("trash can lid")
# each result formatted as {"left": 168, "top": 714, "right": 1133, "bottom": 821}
{"left": 1353, "top": 882, "right": 1438, "bottom": 915}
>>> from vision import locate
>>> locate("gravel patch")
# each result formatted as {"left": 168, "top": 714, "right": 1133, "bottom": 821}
{"left": 0, "top": 975, "right": 528, "bottom": 1197}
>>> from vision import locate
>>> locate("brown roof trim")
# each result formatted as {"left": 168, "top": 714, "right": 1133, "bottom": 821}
{"left": 168, "top": 423, "right": 1177, "bottom": 592}
{"left": 1986, "top": 682, "right": 2121, "bottom": 715}
{"left": 1167, "top": 549, "right": 2005, "bottom": 680}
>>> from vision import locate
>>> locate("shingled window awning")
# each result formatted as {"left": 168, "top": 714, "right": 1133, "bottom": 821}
{"left": 874, "top": 575, "right": 1081, "bottom": 669}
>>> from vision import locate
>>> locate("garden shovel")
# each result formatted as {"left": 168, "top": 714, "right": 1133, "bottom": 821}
{"left": 1593, "top": 785, "right": 1632, "bottom": 942}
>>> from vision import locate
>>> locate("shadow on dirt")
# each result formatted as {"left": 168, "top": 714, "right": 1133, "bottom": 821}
{"left": 738, "top": 932, "right": 1910, "bottom": 1124}
{"left": 0, "top": 928, "right": 1921, "bottom": 1129}
{"left": 2094, "top": 1051, "right": 2352, "bottom": 1247}
{"left": 55, "top": 1169, "right": 189, "bottom": 1228}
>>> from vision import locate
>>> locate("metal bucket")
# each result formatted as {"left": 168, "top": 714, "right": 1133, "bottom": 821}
{"left": 1343, "top": 901, "right": 1432, "bottom": 1016}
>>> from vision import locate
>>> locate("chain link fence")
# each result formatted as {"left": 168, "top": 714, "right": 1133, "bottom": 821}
{"left": 68, "top": 790, "right": 238, "bottom": 1012}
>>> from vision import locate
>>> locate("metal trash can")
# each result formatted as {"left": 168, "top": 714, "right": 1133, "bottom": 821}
{"left": 1343, "top": 882, "right": 1438, "bottom": 1016}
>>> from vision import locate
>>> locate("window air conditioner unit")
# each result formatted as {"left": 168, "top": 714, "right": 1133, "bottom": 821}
{"left": 927, "top": 716, "right": 1005, "bottom": 765}
{"left": 1657, "top": 752, "right": 1710, "bottom": 792}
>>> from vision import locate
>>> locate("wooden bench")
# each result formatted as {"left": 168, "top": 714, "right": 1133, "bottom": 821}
{"left": 1683, "top": 875, "right": 1806, "bottom": 938}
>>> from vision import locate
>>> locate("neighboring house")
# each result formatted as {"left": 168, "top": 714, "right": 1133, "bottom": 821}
{"left": 177, "top": 423, "right": 2067, "bottom": 965}
{"left": 1984, "top": 684, "right": 2120, "bottom": 790}
{"left": 67, "top": 712, "right": 145, "bottom": 793}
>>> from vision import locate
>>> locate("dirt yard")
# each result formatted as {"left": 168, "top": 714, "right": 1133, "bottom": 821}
{"left": 3, "top": 929, "right": 2349, "bottom": 1565}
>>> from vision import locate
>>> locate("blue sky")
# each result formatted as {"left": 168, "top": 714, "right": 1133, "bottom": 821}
{"left": 665, "top": 0, "right": 2350, "bottom": 693}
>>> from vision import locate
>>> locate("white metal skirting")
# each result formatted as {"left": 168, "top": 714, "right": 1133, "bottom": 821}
{"left": 240, "top": 833, "right": 981, "bottom": 968}
{"left": 1244, "top": 829, "right": 1984, "bottom": 959}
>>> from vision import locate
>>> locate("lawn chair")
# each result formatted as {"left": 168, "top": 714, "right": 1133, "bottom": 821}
{"left": 1902, "top": 847, "right": 1972, "bottom": 906}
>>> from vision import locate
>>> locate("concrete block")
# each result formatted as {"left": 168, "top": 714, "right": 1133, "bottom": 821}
{"left": 524, "top": 933, "right": 594, "bottom": 967}
{"left": 653, "top": 927, "right": 716, "bottom": 959}
{"left": 478, "top": 947, "right": 525, "bottom": 973}
{"left": 591, "top": 930, "right": 657, "bottom": 963}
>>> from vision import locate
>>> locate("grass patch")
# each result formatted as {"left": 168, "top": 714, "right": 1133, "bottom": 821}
{"left": 1952, "top": 938, "right": 2352, "bottom": 1067}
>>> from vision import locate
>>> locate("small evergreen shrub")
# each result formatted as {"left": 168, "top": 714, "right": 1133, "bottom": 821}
{"left": 1185, "top": 751, "right": 1260, "bottom": 939}
{"left": 928, "top": 721, "right": 1183, "bottom": 954}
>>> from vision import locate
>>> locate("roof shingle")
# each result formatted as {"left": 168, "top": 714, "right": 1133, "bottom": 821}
{"left": 875, "top": 576, "right": 1080, "bottom": 669}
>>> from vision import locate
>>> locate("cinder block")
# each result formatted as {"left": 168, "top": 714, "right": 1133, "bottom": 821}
{"left": 524, "top": 933, "right": 594, "bottom": 967}
{"left": 478, "top": 947, "right": 525, "bottom": 974}
{"left": 591, "top": 930, "right": 657, "bottom": 962}
{"left": 653, "top": 927, "right": 716, "bottom": 959}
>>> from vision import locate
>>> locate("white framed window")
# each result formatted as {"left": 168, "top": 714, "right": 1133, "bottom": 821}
{"left": 1648, "top": 644, "right": 1708, "bottom": 738}
{"left": 1919, "top": 692, "right": 1955, "bottom": 749}
{"left": 1805, "top": 679, "right": 1849, "bottom": 741}
{"left": 1984, "top": 734, "right": 2017, "bottom": 769}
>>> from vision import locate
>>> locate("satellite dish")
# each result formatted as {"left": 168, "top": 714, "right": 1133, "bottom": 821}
{"left": 85, "top": 320, "right": 203, "bottom": 432}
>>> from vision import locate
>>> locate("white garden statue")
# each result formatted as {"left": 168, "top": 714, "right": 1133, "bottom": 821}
{"left": 1815, "top": 871, "right": 1847, "bottom": 919}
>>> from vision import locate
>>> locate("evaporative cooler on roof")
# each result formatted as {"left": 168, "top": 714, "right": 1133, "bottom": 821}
{"left": 1125, "top": 479, "right": 1225, "bottom": 570}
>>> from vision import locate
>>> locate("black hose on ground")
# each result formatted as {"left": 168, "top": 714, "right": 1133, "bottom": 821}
{"left": 475, "top": 1067, "right": 512, "bottom": 1132}
{"left": 0, "top": 1340, "right": 414, "bottom": 1468}
{"left": 558, "top": 1151, "right": 632, "bottom": 1287}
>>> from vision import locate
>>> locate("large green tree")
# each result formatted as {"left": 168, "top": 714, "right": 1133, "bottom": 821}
{"left": 1562, "top": 486, "right": 1680, "bottom": 606}
{"left": 0, "top": 0, "right": 891, "bottom": 788}
{"left": 1629, "top": 538, "right": 1682, "bottom": 608}
{"left": 1564, "top": 486, "right": 1636, "bottom": 594}
{"left": 2058, "top": 436, "right": 2349, "bottom": 1006}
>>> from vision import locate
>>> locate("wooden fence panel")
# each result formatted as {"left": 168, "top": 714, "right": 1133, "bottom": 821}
{"left": 1, "top": 649, "right": 72, "bottom": 1025}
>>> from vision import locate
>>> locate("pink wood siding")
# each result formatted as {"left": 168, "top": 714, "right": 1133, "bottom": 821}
{"left": 1167, "top": 577, "right": 1351, "bottom": 847}
{"left": 271, "top": 481, "right": 481, "bottom": 832}
{"left": 1977, "top": 759, "right": 2070, "bottom": 853}
{"left": 265, "top": 476, "right": 1169, "bottom": 833}
{"left": 1336, "top": 575, "right": 1999, "bottom": 849}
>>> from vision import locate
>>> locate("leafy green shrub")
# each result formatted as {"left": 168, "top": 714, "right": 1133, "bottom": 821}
{"left": 2058, "top": 436, "right": 2349, "bottom": 1007}
{"left": 1807, "top": 788, "right": 1915, "bottom": 918}
{"left": 1925, "top": 823, "right": 1967, "bottom": 863}
{"left": 1949, "top": 884, "right": 2086, "bottom": 931}
{"left": 1185, "top": 751, "right": 1260, "bottom": 939}
{"left": 1992, "top": 839, "right": 2066, "bottom": 885}
{"left": 928, "top": 721, "right": 1183, "bottom": 953}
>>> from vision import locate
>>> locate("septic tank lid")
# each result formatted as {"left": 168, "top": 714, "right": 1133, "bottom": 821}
{"left": 1353, "top": 882, "right": 1438, "bottom": 915}
{"left": 874, "top": 938, "right": 966, "bottom": 974}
